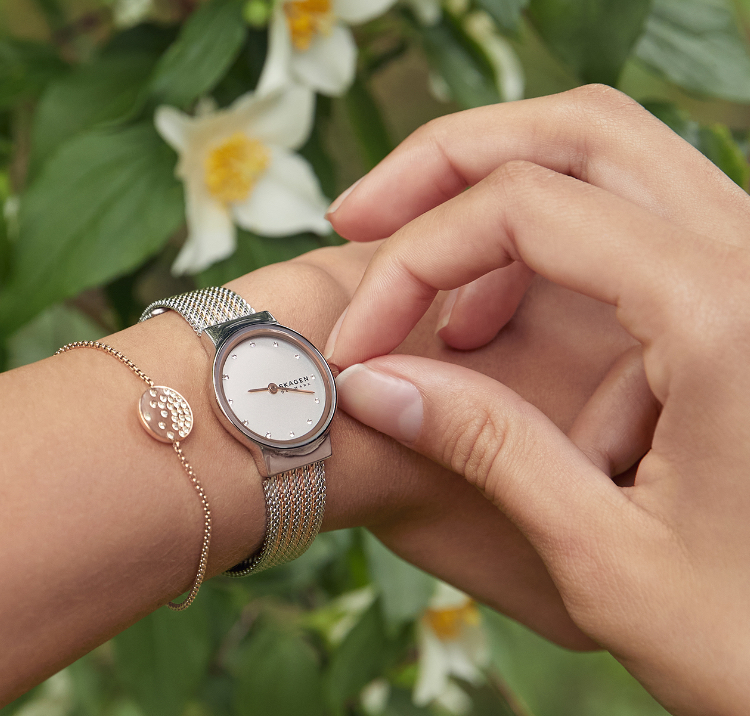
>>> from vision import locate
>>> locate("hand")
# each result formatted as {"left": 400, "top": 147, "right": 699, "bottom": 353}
{"left": 325, "top": 86, "right": 750, "bottom": 715}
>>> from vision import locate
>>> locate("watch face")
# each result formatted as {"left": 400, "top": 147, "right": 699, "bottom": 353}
{"left": 212, "top": 323, "right": 335, "bottom": 449}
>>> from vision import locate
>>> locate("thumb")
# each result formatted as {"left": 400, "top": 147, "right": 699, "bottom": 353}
{"left": 335, "top": 355, "right": 631, "bottom": 559}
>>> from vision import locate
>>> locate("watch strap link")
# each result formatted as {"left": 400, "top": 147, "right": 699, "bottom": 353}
{"left": 140, "top": 286, "right": 254, "bottom": 334}
{"left": 224, "top": 461, "right": 326, "bottom": 577}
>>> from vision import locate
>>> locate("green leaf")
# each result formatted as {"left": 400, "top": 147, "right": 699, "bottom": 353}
{"left": 418, "top": 17, "right": 502, "bottom": 108}
{"left": 325, "top": 601, "right": 393, "bottom": 710}
{"left": 528, "top": 0, "right": 652, "bottom": 85}
{"left": 0, "top": 688, "right": 38, "bottom": 715}
{"left": 233, "top": 618, "right": 325, "bottom": 716}
{"left": 299, "top": 96, "right": 337, "bottom": 199}
{"left": 29, "top": 49, "right": 160, "bottom": 176}
{"left": 645, "top": 102, "right": 750, "bottom": 190}
{"left": 364, "top": 533, "right": 434, "bottom": 635}
{"left": 211, "top": 26, "right": 268, "bottom": 106}
{"left": 634, "top": 0, "right": 750, "bottom": 102}
{"left": 482, "top": 607, "right": 670, "bottom": 716}
{"left": 0, "top": 173, "right": 9, "bottom": 286}
{"left": 474, "top": 0, "right": 529, "bottom": 34}
{"left": 149, "top": 0, "right": 247, "bottom": 108}
{"left": 0, "top": 123, "right": 184, "bottom": 336}
{"left": 6, "top": 303, "right": 102, "bottom": 369}
{"left": 0, "top": 38, "right": 68, "bottom": 108}
{"left": 344, "top": 74, "right": 394, "bottom": 171}
{"left": 112, "top": 596, "right": 213, "bottom": 716}
{"left": 698, "top": 124, "right": 750, "bottom": 190}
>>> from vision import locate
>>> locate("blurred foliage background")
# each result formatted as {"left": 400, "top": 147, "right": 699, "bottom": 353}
{"left": 1, "top": 0, "right": 749, "bottom": 714}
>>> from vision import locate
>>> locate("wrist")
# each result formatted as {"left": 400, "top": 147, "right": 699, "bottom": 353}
{"left": 112, "top": 305, "right": 265, "bottom": 580}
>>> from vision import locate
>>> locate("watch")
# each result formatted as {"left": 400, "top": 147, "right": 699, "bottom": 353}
{"left": 139, "top": 287, "right": 337, "bottom": 577}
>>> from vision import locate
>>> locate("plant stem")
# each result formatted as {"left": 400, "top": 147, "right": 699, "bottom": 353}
{"left": 488, "top": 668, "right": 536, "bottom": 716}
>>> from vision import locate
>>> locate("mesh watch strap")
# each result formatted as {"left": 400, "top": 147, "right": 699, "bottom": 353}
{"left": 139, "top": 287, "right": 326, "bottom": 577}
{"left": 224, "top": 461, "right": 326, "bottom": 577}
{"left": 141, "top": 286, "right": 255, "bottom": 334}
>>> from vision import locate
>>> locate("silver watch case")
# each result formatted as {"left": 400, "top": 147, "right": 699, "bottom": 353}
{"left": 201, "top": 312, "right": 336, "bottom": 477}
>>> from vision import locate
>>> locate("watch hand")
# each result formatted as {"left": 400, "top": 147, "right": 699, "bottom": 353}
{"left": 247, "top": 383, "right": 315, "bottom": 395}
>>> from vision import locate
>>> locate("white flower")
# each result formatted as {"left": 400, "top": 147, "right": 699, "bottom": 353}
{"left": 155, "top": 86, "right": 330, "bottom": 275}
{"left": 404, "top": 0, "right": 441, "bottom": 26}
{"left": 360, "top": 678, "right": 391, "bottom": 715}
{"left": 464, "top": 11, "right": 524, "bottom": 102}
{"left": 111, "top": 0, "right": 153, "bottom": 28}
{"left": 257, "top": 0, "right": 398, "bottom": 97}
{"left": 413, "top": 582, "right": 489, "bottom": 711}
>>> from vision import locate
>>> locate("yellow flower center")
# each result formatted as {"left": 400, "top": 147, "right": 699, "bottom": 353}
{"left": 204, "top": 132, "right": 270, "bottom": 204}
{"left": 425, "top": 601, "right": 480, "bottom": 640}
{"left": 284, "top": 0, "right": 334, "bottom": 52}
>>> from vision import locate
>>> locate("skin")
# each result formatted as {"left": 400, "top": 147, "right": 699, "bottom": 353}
{"left": 326, "top": 85, "right": 750, "bottom": 715}
{"left": 0, "top": 233, "right": 637, "bottom": 704}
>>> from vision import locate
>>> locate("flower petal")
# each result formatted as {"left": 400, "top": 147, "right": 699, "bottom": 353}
{"left": 290, "top": 24, "right": 356, "bottom": 97}
{"left": 255, "top": 4, "right": 294, "bottom": 97}
{"left": 435, "top": 682, "right": 472, "bottom": 716}
{"left": 172, "top": 182, "right": 236, "bottom": 275}
{"left": 429, "top": 582, "right": 471, "bottom": 610}
{"left": 336, "top": 0, "right": 397, "bottom": 24}
{"left": 235, "top": 84, "right": 316, "bottom": 150}
{"left": 443, "top": 639, "right": 483, "bottom": 684}
{"left": 154, "top": 105, "right": 191, "bottom": 153}
{"left": 231, "top": 147, "right": 330, "bottom": 236}
{"left": 413, "top": 622, "right": 450, "bottom": 706}
{"left": 404, "top": 0, "right": 441, "bottom": 25}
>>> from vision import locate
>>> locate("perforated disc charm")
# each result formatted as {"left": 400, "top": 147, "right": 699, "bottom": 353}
{"left": 138, "top": 386, "right": 193, "bottom": 443}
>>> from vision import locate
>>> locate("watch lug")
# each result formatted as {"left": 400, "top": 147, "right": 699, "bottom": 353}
{"left": 201, "top": 328, "right": 220, "bottom": 355}
{"left": 203, "top": 312, "right": 277, "bottom": 348}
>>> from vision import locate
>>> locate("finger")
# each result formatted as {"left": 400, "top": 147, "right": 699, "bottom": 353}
{"left": 567, "top": 346, "right": 660, "bottom": 481}
{"left": 436, "top": 263, "right": 534, "bottom": 350}
{"left": 327, "top": 86, "right": 749, "bottom": 246}
{"left": 335, "top": 355, "right": 633, "bottom": 564}
{"left": 326, "top": 161, "right": 717, "bottom": 400}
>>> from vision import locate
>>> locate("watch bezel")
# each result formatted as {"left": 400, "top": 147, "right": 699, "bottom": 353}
{"left": 211, "top": 321, "right": 336, "bottom": 453}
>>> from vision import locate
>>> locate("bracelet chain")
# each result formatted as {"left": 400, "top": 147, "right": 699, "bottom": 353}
{"left": 55, "top": 340, "right": 211, "bottom": 611}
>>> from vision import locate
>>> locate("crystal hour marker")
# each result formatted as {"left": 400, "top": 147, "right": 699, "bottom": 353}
{"left": 314, "top": 398, "right": 320, "bottom": 404}
{"left": 273, "top": 341, "right": 278, "bottom": 347}
{"left": 231, "top": 354, "right": 237, "bottom": 359}
{"left": 265, "top": 432, "right": 272, "bottom": 438}
{"left": 223, "top": 374, "right": 229, "bottom": 380}
{"left": 290, "top": 432, "right": 295, "bottom": 438}
{"left": 307, "top": 418, "right": 312, "bottom": 424}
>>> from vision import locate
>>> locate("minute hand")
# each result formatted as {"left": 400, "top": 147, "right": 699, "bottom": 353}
{"left": 247, "top": 384, "right": 315, "bottom": 395}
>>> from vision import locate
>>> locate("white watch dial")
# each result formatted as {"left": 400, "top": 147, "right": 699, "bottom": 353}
{"left": 218, "top": 330, "right": 329, "bottom": 444}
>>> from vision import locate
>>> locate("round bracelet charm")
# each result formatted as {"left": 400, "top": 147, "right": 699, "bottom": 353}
{"left": 138, "top": 386, "right": 193, "bottom": 443}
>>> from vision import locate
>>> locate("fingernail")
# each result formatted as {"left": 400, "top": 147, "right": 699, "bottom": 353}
{"left": 435, "top": 289, "right": 459, "bottom": 335}
{"left": 324, "top": 306, "right": 348, "bottom": 361}
{"left": 336, "top": 364, "right": 423, "bottom": 443}
{"left": 326, "top": 177, "right": 363, "bottom": 218}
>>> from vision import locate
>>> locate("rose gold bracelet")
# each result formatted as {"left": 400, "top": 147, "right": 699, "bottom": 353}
{"left": 55, "top": 341, "right": 211, "bottom": 611}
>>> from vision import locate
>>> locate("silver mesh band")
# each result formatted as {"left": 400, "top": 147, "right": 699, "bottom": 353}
{"left": 139, "top": 287, "right": 326, "bottom": 577}
{"left": 140, "top": 286, "right": 255, "bottom": 334}
{"left": 224, "top": 460, "right": 326, "bottom": 577}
